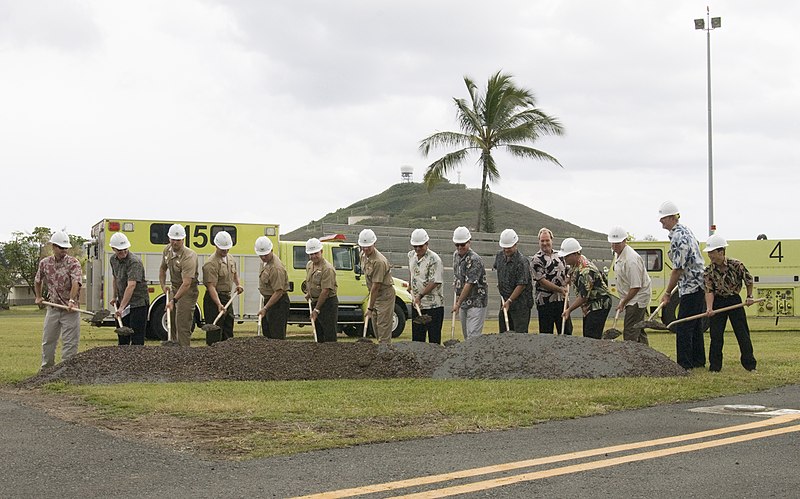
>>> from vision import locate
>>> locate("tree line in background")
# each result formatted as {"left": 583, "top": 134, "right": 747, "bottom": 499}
{"left": 0, "top": 227, "right": 86, "bottom": 309}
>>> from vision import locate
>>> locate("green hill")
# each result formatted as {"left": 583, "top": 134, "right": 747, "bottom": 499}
{"left": 283, "top": 180, "right": 605, "bottom": 241}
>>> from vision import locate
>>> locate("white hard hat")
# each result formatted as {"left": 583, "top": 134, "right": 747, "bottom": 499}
{"left": 168, "top": 224, "right": 186, "bottom": 240}
{"left": 49, "top": 231, "right": 71, "bottom": 248}
{"left": 499, "top": 228, "right": 519, "bottom": 248}
{"left": 358, "top": 229, "right": 377, "bottom": 247}
{"left": 704, "top": 233, "right": 728, "bottom": 252}
{"left": 254, "top": 236, "right": 273, "bottom": 255}
{"left": 557, "top": 237, "right": 582, "bottom": 257}
{"left": 658, "top": 201, "right": 680, "bottom": 218}
{"left": 109, "top": 232, "right": 131, "bottom": 250}
{"left": 213, "top": 231, "right": 233, "bottom": 250}
{"left": 305, "top": 237, "right": 323, "bottom": 255}
{"left": 607, "top": 226, "right": 627, "bottom": 243}
{"left": 410, "top": 228, "right": 429, "bottom": 246}
{"left": 453, "top": 226, "right": 471, "bottom": 244}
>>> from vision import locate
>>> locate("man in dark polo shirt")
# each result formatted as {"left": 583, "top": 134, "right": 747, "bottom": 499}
{"left": 109, "top": 232, "right": 149, "bottom": 345}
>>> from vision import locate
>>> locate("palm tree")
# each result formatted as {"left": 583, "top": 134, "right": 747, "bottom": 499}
{"left": 419, "top": 71, "right": 565, "bottom": 232}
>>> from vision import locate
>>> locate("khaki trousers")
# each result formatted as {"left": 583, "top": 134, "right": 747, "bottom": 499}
{"left": 372, "top": 286, "right": 396, "bottom": 344}
{"left": 42, "top": 306, "right": 81, "bottom": 368}
{"left": 170, "top": 286, "right": 199, "bottom": 346}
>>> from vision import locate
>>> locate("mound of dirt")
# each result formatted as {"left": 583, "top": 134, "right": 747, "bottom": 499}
{"left": 20, "top": 334, "right": 686, "bottom": 387}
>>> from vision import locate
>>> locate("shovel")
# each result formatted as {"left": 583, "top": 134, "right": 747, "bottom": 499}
{"left": 559, "top": 284, "right": 570, "bottom": 335}
{"left": 202, "top": 291, "right": 239, "bottom": 333}
{"left": 257, "top": 295, "right": 264, "bottom": 337}
{"left": 308, "top": 299, "right": 318, "bottom": 342}
{"left": 444, "top": 291, "right": 460, "bottom": 346}
{"left": 602, "top": 309, "right": 622, "bottom": 340}
{"left": 41, "top": 301, "right": 109, "bottom": 324}
{"left": 356, "top": 311, "right": 373, "bottom": 343}
{"left": 409, "top": 276, "right": 432, "bottom": 325}
{"left": 667, "top": 298, "right": 764, "bottom": 331}
{"left": 633, "top": 287, "right": 677, "bottom": 331}
{"left": 112, "top": 304, "right": 134, "bottom": 336}
{"left": 502, "top": 299, "right": 511, "bottom": 332}
{"left": 161, "top": 288, "right": 180, "bottom": 346}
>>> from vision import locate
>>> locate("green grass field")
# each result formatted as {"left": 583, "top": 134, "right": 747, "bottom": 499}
{"left": 2, "top": 305, "right": 799, "bottom": 459}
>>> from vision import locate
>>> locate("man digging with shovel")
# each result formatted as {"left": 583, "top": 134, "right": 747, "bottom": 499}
{"left": 108, "top": 233, "right": 147, "bottom": 344}
{"left": 34, "top": 231, "right": 83, "bottom": 368}
{"left": 202, "top": 231, "right": 243, "bottom": 345}
{"left": 605, "top": 226, "right": 651, "bottom": 343}
{"left": 493, "top": 228, "right": 533, "bottom": 334}
{"left": 407, "top": 228, "right": 444, "bottom": 344}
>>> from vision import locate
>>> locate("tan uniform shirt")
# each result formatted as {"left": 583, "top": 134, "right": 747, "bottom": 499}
{"left": 203, "top": 253, "right": 237, "bottom": 293}
{"left": 305, "top": 259, "right": 337, "bottom": 299}
{"left": 160, "top": 245, "right": 199, "bottom": 289}
{"left": 259, "top": 254, "right": 290, "bottom": 296}
{"left": 364, "top": 249, "right": 394, "bottom": 299}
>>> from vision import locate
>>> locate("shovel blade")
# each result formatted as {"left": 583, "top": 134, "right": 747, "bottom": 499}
{"left": 201, "top": 324, "right": 221, "bottom": 333}
{"left": 412, "top": 315, "right": 433, "bottom": 325}
{"left": 115, "top": 326, "right": 134, "bottom": 336}
{"left": 602, "top": 328, "right": 622, "bottom": 340}
{"left": 636, "top": 320, "right": 669, "bottom": 331}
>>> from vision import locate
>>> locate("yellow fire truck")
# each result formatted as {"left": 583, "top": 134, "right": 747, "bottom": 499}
{"left": 85, "top": 219, "right": 412, "bottom": 340}
{"left": 608, "top": 238, "right": 798, "bottom": 323}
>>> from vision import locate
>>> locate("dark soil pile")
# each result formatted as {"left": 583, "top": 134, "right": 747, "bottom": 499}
{"left": 21, "top": 334, "right": 686, "bottom": 387}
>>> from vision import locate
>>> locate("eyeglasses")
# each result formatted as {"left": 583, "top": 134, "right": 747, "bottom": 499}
{"left": 412, "top": 244, "right": 425, "bottom": 249}
{"left": 454, "top": 242, "right": 467, "bottom": 248}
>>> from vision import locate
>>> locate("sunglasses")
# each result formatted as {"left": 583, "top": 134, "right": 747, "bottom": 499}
{"left": 412, "top": 244, "right": 426, "bottom": 249}
{"left": 454, "top": 242, "right": 467, "bottom": 248}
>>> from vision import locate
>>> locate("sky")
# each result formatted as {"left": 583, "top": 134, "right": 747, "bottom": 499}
{"left": 1, "top": 0, "right": 798, "bottom": 245}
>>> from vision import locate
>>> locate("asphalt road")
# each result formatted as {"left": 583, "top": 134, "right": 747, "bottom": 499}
{"left": 1, "top": 385, "right": 798, "bottom": 498}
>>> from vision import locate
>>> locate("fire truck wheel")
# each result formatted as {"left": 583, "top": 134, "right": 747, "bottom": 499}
{"left": 147, "top": 301, "right": 168, "bottom": 341}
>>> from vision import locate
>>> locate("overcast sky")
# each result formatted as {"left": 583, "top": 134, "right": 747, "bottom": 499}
{"left": 1, "top": 0, "right": 798, "bottom": 246}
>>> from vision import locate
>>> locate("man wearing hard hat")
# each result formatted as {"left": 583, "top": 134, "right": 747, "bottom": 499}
{"left": 408, "top": 228, "right": 445, "bottom": 344}
{"left": 109, "top": 232, "right": 149, "bottom": 345}
{"left": 452, "top": 226, "right": 488, "bottom": 340}
{"left": 558, "top": 238, "right": 612, "bottom": 339}
{"left": 608, "top": 226, "right": 652, "bottom": 344}
{"left": 703, "top": 234, "right": 758, "bottom": 372}
{"left": 659, "top": 201, "right": 706, "bottom": 369}
{"left": 304, "top": 237, "right": 339, "bottom": 342}
{"left": 359, "top": 229, "right": 396, "bottom": 344}
{"left": 256, "top": 236, "right": 291, "bottom": 340}
{"left": 34, "top": 231, "right": 83, "bottom": 368}
{"left": 159, "top": 223, "right": 199, "bottom": 346}
{"left": 203, "top": 231, "right": 244, "bottom": 344}
{"left": 493, "top": 228, "right": 533, "bottom": 333}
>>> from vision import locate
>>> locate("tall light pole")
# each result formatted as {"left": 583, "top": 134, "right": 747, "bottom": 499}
{"left": 695, "top": 7, "right": 721, "bottom": 236}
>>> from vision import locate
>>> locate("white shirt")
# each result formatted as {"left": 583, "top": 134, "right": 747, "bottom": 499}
{"left": 407, "top": 248, "right": 444, "bottom": 309}
{"left": 613, "top": 244, "right": 652, "bottom": 308}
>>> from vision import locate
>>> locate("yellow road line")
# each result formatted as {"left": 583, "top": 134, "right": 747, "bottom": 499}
{"left": 394, "top": 423, "right": 800, "bottom": 498}
{"left": 295, "top": 414, "right": 799, "bottom": 499}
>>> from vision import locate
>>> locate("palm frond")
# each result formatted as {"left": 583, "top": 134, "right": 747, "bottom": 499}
{"left": 423, "top": 148, "right": 472, "bottom": 191}
{"left": 504, "top": 144, "right": 564, "bottom": 168}
{"left": 419, "top": 131, "right": 474, "bottom": 157}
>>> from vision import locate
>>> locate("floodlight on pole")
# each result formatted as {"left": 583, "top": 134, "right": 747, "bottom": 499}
{"left": 695, "top": 6, "right": 721, "bottom": 236}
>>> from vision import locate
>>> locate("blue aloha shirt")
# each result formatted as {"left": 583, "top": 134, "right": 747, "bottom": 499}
{"left": 453, "top": 248, "right": 488, "bottom": 309}
{"left": 668, "top": 223, "right": 705, "bottom": 296}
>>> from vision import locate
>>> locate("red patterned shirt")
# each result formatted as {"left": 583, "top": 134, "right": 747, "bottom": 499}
{"left": 35, "top": 255, "right": 82, "bottom": 305}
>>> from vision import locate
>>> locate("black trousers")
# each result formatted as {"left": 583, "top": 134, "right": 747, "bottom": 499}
{"left": 261, "top": 293, "right": 290, "bottom": 340}
{"left": 498, "top": 300, "right": 531, "bottom": 334}
{"left": 412, "top": 306, "right": 444, "bottom": 344}
{"left": 203, "top": 292, "right": 235, "bottom": 342}
{"left": 583, "top": 306, "right": 610, "bottom": 339}
{"left": 537, "top": 300, "right": 573, "bottom": 335}
{"left": 676, "top": 290, "right": 707, "bottom": 369}
{"left": 118, "top": 305, "right": 147, "bottom": 346}
{"left": 709, "top": 294, "right": 756, "bottom": 371}
{"left": 312, "top": 296, "right": 338, "bottom": 343}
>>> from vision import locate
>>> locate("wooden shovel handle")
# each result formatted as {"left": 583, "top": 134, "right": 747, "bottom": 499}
{"left": 560, "top": 285, "right": 570, "bottom": 335}
{"left": 212, "top": 291, "right": 239, "bottom": 326}
{"left": 668, "top": 298, "right": 765, "bottom": 328}
{"left": 308, "top": 299, "right": 318, "bottom": 342}
{"left": 648, "top": 287, "right": 678, "bottom": 321}
{"left": 41, "top": 301, "right": 92, "bottom": 315}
